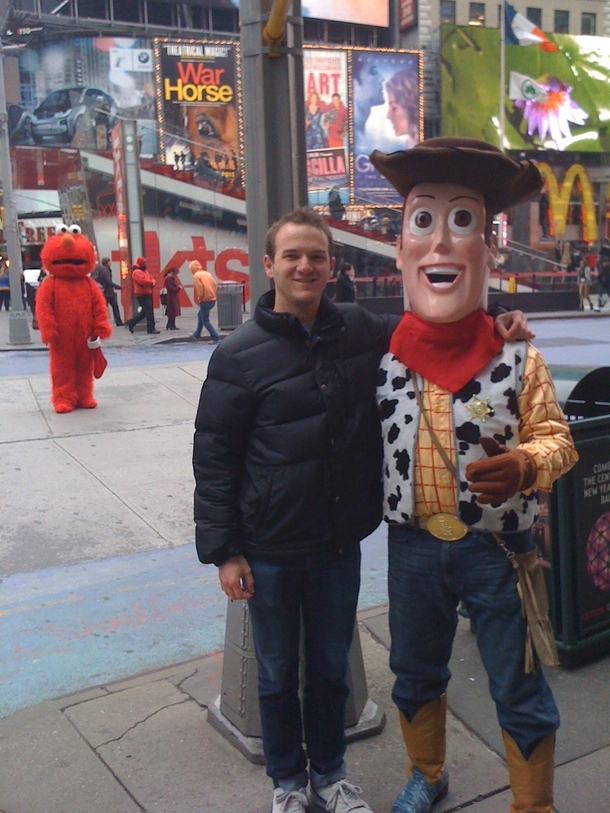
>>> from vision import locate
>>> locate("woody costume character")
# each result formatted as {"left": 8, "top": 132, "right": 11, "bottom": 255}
{"left": 370, "top": 139, "right": 578, "bottom": 813}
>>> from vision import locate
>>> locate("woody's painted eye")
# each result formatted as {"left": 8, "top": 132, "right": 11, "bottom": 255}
{"left": 409, "top": 208, "right": 435, "bottom": 235}
{"left": 449, "top": 207, "right": 477, "bottom": 234}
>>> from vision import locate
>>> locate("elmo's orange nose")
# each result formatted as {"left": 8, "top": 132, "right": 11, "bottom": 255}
{"left": 61, "top": 233, "right": 76, "bottom": 250}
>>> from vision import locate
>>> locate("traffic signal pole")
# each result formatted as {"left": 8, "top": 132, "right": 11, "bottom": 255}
{"left": 240, "top": 0, "right": 308, "bottom": 306}
{"left": 0, "top": 42, "right": 31, "bottom": 344}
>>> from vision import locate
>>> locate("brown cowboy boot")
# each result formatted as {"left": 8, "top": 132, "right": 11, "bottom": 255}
{"left": 392, "top": 695, "right": 449, "bottom": 813}
{"left": 502, "top": 729, "right": 555, "bottom": 813}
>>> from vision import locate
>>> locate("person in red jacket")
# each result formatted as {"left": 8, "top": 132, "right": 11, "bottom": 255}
{"left": 125, "top": 256, "right": 160, "bottom": 334}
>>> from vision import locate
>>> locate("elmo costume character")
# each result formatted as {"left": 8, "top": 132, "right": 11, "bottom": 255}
{"left": 36, "top": 224, "right": 112, "bottom": 413}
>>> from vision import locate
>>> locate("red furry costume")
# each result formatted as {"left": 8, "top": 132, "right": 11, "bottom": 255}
{"left": 36, "top": 226, "right": 112, "bottom": 413}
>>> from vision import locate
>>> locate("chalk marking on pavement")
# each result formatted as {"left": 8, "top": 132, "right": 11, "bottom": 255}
{"left": 0, "top": 593, "right": 84, "bottom": 616}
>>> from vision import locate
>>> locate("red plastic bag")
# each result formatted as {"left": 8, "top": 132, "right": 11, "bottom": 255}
{"left": 87, "top": 337, "right": 108, "bottom": 379}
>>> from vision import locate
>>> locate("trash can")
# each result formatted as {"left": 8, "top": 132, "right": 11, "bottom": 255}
{"left": 216, "top": 281, "right": 244, "bottom": 330}
{"left": 541, "top": 367, "right": 610, "bottom": 666}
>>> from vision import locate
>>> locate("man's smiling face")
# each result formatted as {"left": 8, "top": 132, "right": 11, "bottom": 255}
{"left": 264, "top": 222, "right": 334, "bottom": 323}
{"left": 397, "top": 182, "right": 491, "bottom": 323}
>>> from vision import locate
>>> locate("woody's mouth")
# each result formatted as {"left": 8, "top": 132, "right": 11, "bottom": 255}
{"left": 422, "top": 265, "right": 463, "bottom": 288}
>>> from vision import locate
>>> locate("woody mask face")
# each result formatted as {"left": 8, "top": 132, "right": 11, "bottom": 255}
{"left": 397, "top": 182, "right": 491, "bottom": 323}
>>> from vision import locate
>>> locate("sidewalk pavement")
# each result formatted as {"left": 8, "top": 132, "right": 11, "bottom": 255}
{"left": 1, "top": 606, "right": 609, "bottom": 813}
{"left": 0, "top": 300, "right": 609, "bottom": 352}
{"left": 0, "top": 303, "right": 227, "bottom": 352}
{"left": 1, "top": 304, "right": 609, "bottom": 813}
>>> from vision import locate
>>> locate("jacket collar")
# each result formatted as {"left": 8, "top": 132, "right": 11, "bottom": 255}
{"left": 255, "top": 290, "right": 345, "bottom": 340}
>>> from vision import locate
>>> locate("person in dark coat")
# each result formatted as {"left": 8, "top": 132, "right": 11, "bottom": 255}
{"left": 334, "top": 261, "right": 356, "bottom": 303}
{"left": 163, "top": 266, "right": 182, "bottom": 330}
{"left": 95, "top": 257, "right": 124, "bottom": 326}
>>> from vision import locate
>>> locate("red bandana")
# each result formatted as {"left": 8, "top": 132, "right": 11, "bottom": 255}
{"left": 389, "top": 308, "right": 504, "bottom": 394}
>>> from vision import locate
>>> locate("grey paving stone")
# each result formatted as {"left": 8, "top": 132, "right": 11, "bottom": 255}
{"left": 0, "top": 703, "right": 141, "bottom": 813}
{"left": 65, "top": 679, "right": 188, "bottom": 748}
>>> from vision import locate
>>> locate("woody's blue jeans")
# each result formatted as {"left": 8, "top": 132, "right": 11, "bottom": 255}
{"left": 388, "top": 524, "right": 559, "bottom": 758}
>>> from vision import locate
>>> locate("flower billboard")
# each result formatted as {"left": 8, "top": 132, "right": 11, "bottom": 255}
{"left": 440, "top": 25, "right": 610, "bottom": 152}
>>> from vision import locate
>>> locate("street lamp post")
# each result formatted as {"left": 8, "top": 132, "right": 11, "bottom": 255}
{"left": 0, "top": 41, "right": 31, "bottom": 344}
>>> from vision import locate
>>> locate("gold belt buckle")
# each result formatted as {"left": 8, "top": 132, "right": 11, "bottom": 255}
{"left": 425, "top": 513, "right": 469, "bottom": 542}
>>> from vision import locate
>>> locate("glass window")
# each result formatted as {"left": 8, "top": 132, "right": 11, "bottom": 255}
{"left": 41, "top": 0, "right": 72, "bottom": 13}
{"left": 303, "top": 18, "right": 325, "bottom": 43}
{"left": 112, "top": 0, "right": 140, "bottom": 23}
{"left": 147, "top": 1, "right": 174, "bottom": 26}
{"left": 328, "top": 22, "right": 349, "bottom": 44}
{"left": 525, "top": 8, "right": 542, "bottom": 28}
{"left": 469, "top": 3, "right": 485, "bottom": 26}
{"left": 582, "top": 12, "right": 597, "bottom": 36}
{"left": 211, "top": 8, "right": 238, "bottom": 33}
{"left": 440, "top": 1, "right": 456, "bottom": 25}
{"left": 554, "top": 10, "right": 569, "bottom": 34}
{"left": 77, "top": 0, "right": 106, "bottom": 18}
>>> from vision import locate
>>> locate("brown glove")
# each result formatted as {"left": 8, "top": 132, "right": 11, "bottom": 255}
{"left": 465, "top": 437, "right": 537, "bottom": 505}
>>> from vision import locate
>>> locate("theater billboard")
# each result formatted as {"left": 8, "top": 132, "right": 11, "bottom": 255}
{"left": 154, "top": 39, "right": 242, "bottom": 187}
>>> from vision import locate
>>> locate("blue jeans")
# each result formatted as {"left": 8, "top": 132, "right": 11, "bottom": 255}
{"left": 247, "top": 547, "right": 361, "bottom": 790}
{"left": 388, "top": 524, "right": 559, "bottom": 759}
{"left": 194, "top": 300, "right": 219, "bottom": 340}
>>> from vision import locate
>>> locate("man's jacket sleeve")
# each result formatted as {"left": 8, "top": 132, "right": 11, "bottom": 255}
{"left": 193, "top": 346, "right": 254, "bottom": 566}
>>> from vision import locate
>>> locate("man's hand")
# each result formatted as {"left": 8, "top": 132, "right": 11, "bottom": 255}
{"left": 494, "top": 310, "right": 535, "bottom": 342}
{"left": 218, "top": 555, "right": 255, "bottom": 600}
{"left": 465, "top": 436, "right": 537, "bottom": 504}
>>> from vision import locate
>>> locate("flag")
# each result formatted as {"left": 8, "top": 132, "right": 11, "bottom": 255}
{"left": 508, "top": 71, "right": 548, "bottom": 103}
{"left": 504, "top": 2, "right": 558, "bottom": 52}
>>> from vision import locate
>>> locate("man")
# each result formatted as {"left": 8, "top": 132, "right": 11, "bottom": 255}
{"left": 189, "top": 259, "right": 220, "bottom": 343}
{"left": 193, "top": 207, "right": 532, "bottom": 813}
{"left": 125, "top": 256, "right": 159, "bottom": 334}
{"left": 370, "top": 138, "right": 578, "bottom": 813}
{"left": 95, "top": 257, "right": 124, "bottom": 326}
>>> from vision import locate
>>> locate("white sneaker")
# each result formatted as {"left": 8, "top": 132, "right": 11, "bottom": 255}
{"left": 309, "top": 779, "right": 374, "bottom": 812}
{"left": 271, "top": 786, "right": 309, "bottom": 813}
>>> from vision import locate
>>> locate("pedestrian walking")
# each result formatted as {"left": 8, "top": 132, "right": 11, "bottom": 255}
{"left": 0, "top": 265, "right": 10, "bottom": 311}
{"left": 125, "top": 256, "right": 159, "bottom": 334}
{"left": 95, "top": 257, "right": 124, "bottom": 326}
{"left": 162, "top": 266, "right": 182, "bottom": 330}
{"left": 334, "top": 262, "right": 357, "bottom": 303}
{"left": 189, "top": 260, "right": 219, "bottom": 342}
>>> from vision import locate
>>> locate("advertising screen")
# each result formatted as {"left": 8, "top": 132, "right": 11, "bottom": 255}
{"left": 440, "top": 25, "right": 610, "bottom": 153}
{"left": 155, "top": 39, "right": 241, "bottom": 185}
{"left": 218, "top": 1, "right": 389, "bottom": 27}
{"left": 14, "top": 37, "right": 156, "bottom": 154}
{"left": 303, "top": 48, "right": 349, "bottom": 207}
{"left": 351, "top": 49, "right": 421, "bottom": 205}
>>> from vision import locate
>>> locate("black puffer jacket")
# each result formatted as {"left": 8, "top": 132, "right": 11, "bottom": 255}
{"left": 193, "top": 291, "right": 397, "bottom": 565}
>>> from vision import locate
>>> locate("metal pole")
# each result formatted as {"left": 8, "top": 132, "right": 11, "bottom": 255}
{"left": 0, "top": 42, "right": 31, "bottom": 344}
{"left": 499, "top": 4, "right": 506, "bottom": 153}
{"left": 241, "top": 0, "right": 308, "bottom": 307}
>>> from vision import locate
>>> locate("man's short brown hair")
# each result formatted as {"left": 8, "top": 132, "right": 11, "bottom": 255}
{"left": 265, "top": 207, "right": 333, "bottom": 260}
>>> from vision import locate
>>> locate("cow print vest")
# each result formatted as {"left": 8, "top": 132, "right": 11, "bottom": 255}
{"left": 376, "top": 341, "right": 538, "bottom": 533}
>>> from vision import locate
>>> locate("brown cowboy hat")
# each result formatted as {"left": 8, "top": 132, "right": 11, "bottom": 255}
{"left": 369, "top": 137, "right": 542, "bottom": 214}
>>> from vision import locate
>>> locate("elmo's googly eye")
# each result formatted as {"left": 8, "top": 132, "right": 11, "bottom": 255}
{"left": 68, "top": 225, "right": 82, "bottom": 235}
{"left": 57, "top": 224, "right": 69, "bottom": 233}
